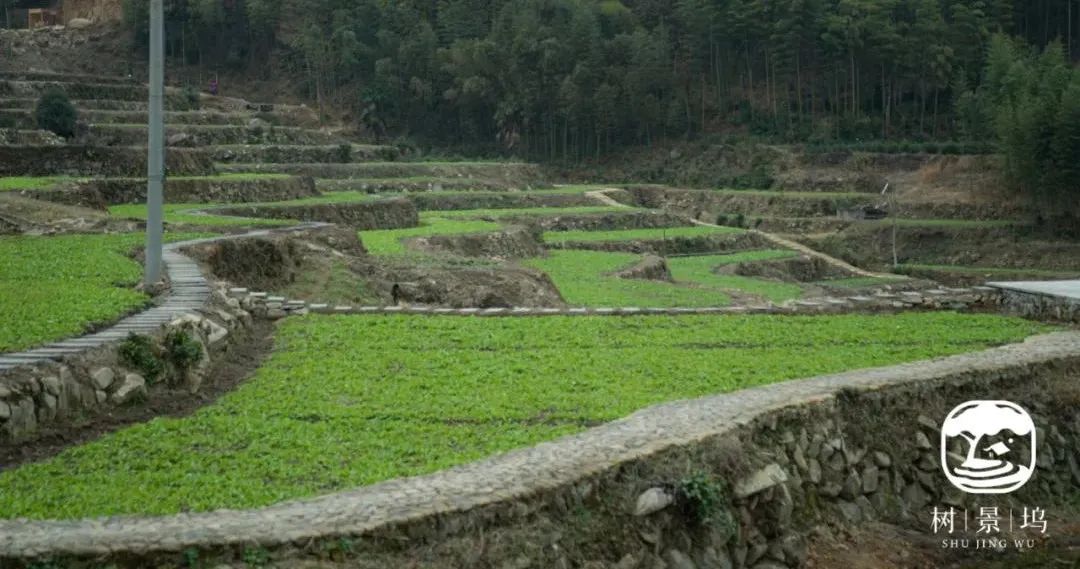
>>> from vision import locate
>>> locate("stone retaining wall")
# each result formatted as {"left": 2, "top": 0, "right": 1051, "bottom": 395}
{"left": 0, "top": 287, "right": 257, "bottom": 443}
{"left": 996, "top": 288, "right": 1080, "bottom": 324}
{"left": 214, "top": 198, "right": 419, "bottom": 230}
{"left": 548, "top": 231, "right": 769, "bottom": 255}
{"left": 408, "top": 191, "right": 597, "bottom": 211}
{"left": 521, "top": 210, "right": 690, "bottom": 232}
{"left": 25, "top": 176, "right": 318, "bottom": 208}
{"left": 88, "top": 124, "right": 342, "bottom": 147}
{"left": 0, "top": 146, "right": 215, "bottom": 176}
{"left": 0, "top": 329, "right": 1075, "bottom": 567}
{"left": 226, "top": 284, "right": 1002, "bottom": 318}
{"left": 406, "top": 225, "right": 545, "bottom": 259}
{"left": 219, "top": 161, "right": 547, "bottom": 187}
{"left": 200, "top": 143, "right": 400, "bottom": 164}
{"left": 623, "top": 185, "right": 867, "bottom": 219}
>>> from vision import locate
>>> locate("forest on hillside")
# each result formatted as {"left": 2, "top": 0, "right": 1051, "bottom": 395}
{"left": 116, "top": 0, "right": 1080, "bottom": 192}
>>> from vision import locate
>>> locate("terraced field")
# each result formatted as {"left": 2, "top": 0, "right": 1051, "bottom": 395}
{"left": 0, "top": 70, "right": 1068, "bottom": 546}
{"left": 0, "top": 312, "right": 1049, "bottom": 519}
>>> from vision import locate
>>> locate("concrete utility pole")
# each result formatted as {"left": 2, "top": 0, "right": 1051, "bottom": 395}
{"left": 144, "top": 0, "right": 165, "bottom": 285}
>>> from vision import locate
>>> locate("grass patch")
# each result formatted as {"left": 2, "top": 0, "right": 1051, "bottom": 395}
{"left": 545, "top": 225, "right": 742, "bottom": 244}
{"left": 280, "top": 257, "right": 380, "bottom": 305}
{"left": 667, "top": 252, "right": 805, "bottom": 303}
{"left": 526, "top": 250, "right": 732, "bottom": 306}
{"left": 108, "top": 204, "right": 296, "bottom": 227}
{"left": 0, "top": 232, "right": 214, "bottom": 352}
{"left": 526, "top": 249, "right": 805, "bottom": 306}
{"left": 0, "top": 312, "right": 1050, "bottom": 519}
{"left": 360, "top": 215, "right": 501, "bottom": 255}
{"left": 0, "top": 176, "right": 82, "bottom": 191}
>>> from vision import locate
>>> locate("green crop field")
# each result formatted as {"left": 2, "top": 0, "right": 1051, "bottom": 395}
{"left": 0, "top": 312, "right": 1049, "bottom": 519}
{"left": 109, "top": 204, "right": 296, "bottom": 227}
{"left": 0, "top": 232, "right": 214, "bottom": 352}
{"left": 525, "top": 250, "right": 806, "bottom": 306}
{"left": 544, "top": 225, "right": 743, "bottom": 244}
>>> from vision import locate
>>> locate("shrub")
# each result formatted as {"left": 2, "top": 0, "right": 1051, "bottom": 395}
{"left": 118, "top": 333, "right": 164, "bottom": 382}
{"left": 734, "top": 213, "right": 746, "bottom": 228}
{"left": 165, "top": 330, "right": 203, "bottom": 370}
{"left": 181, "top": 86, "right": 200, "bottom": 111}
{"left": 34, "top": 89, "right": 78, "bottom": 138}
{"left": 336, "top": 143, "right": 352, "bottom": 162}
{"left": 676, "top": 472, "right": 725, "bottom": 525}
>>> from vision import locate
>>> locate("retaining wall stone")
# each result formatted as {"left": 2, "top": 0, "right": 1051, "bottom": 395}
{"left": 24, "top": 176, "right": 318, "bottom": 208}
{"left": 0, "top": 145, "right": 214, "bottom": 177}
{"left": 997, "top": 288, "right": 1080, "bottom": 324}
{"left": 213, "top": 198, "right": 418, "bottom": 230}
{"left": 0, "top": 289, "right": 256, "bottom": 443}
{"left": 406, "top": 225, "right": 545, "bottom": 259}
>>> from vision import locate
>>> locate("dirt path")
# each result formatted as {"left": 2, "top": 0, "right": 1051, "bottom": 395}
{"left": 586, "top": 188, "right": 900, "bottom": 279}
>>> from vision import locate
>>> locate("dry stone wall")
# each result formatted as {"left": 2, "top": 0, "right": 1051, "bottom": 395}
{"left": 0, "top": 146, "right": 214, "bottom": 176}
{"left": 996, "top": 288, "right": 1080, "bottom": 324}
{"left": 406, "top": 225, "right": 545, "bottom": 259}
{"left": 214, "top": 198, "right": 418, "bottom": 230}
{"left": 24, "top": 176, "right": 318, "bottom": 208}
{"left": 0, "top": 288, "right": 257, "bottom": 443}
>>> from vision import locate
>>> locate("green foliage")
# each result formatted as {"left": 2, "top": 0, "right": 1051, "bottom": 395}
{"left": 34, "top": 89, "right": 78, "bottom": 138}
{"left": 0, "top": 313, "right": 1049, "bottom": 519}
{"left": 959, "top": 34, "right": 1080, "bottom": 208}
{"left": 677, "top": 472, "right": 724, "bottom": 525}
{"left": 119, "top": 333, "right": 164, "bottom": 383}
{"left": 118, "top": 0, "right": 1065, "bottom": 154}
{"left": 182, "top": 547, "right": 200, "bottom": 568}
{"left": 0, "top": 233, "right": 213, "bottom": 352}
{"left": 180, "top": 86, "right": 201, "bottom": 111}
{"left": 243, "top": 546, "right": 269, "bottom": 567}
{"left": 336, "top": 143, "right": 353, "bottom": 162}
{"left": 165, "top": 330, "right": 203, "bottom": 371}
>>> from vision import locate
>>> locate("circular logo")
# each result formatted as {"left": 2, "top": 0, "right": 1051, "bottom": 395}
{"left": 940, "top": 400, "right": 1036, "bottom": 494}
